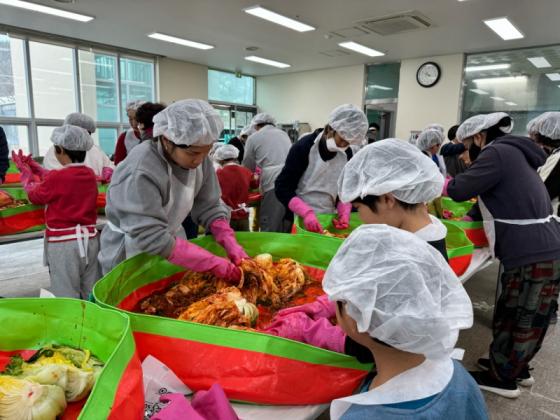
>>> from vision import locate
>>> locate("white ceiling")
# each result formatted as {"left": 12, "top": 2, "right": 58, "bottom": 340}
{"left": 1, "top": 0, "right": 559, "bottom": 76}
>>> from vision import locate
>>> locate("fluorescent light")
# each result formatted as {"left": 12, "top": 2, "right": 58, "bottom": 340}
{"left": 338, "top": 41, "right": 384, "bottom": 57}
{"left": 490, "top": 96, "right": 505, "bottom": 101}
{"left": 473, "top": 75, "right": 527, "bottom": 83}
{"left": 505, "top": 101, "right": 517, "bottom": 106}
{"left": 245, "top": 55, "right": 291, "bottom": 68}
{"left": 370, "top": 84, "right": 392, "bottom": 90}
{"left": 484, "top": 17, "right": 524, "bottom": 40}
{"left": 244, "top": 6, "right": 315, "bottom": 32}
{"left": 148, "top": 33, "right": 214, "bottom": 50}
{"left": 546, "top": 73, "right": 560, "bottom": 81}
{"left": 527, "top": 56, "right": 551, "bottom": 68}
{"left": 465, "top": 64, "right": 510, "bottom": 72}
{"left": 470, "top": 89, "right": 489, "bottom": 95}
{"left": 0, "top": 0, "right": 94, "bottom": 22}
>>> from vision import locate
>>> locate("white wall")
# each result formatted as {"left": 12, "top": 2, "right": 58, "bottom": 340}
{"left": 158, "top": 58, "right": 208, "bottom": 104}
{"left": 395, "top": 54, "right": 464, "bottom": 139}
{"left": 256, "top": 65, "right": 364, "bottom": 130}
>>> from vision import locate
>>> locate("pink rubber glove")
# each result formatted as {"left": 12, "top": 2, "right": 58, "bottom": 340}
{"left": 27, "top": 160, "right": 49, "bottom": 179}
{"left": 442, "top": 177, "right": 452, "bottom": 197}
{"left": 264, "top": 312, "right": 345, "bottom": 353}
{"left": 209, "top": 218, "right": 249, "bottom": 265}
{"left": 191, "top": 383, "right": 239, "bottom": 420}
{"left": 276, "top": 294, "right": 336, "bottom": 320}
{"left": 333, "top": 202, "right": 351, "bottom": 230}
{"left": 288, "top": 197, "right": 322, "bottom": 233}
{"left": 461, "top": 215, "right": 474, "bottom": 221}
{"left": 11, "top": 150, "right": 28, "bottom": 173}
{"left": 442, "top": 210, "right": 454, "bottom": 220}
{"left": 152, "top": 394, "right": 204, "bottom": 420}
{"left": 168, "top": 238, "right": 242, "bottom": 284}
{"left": 101, "top": 167, "right": 113, "bottom": 184}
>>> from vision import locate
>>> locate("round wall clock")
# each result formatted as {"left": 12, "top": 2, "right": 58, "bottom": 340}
{"left": 416, "top": 61, "right": 441, "bottom": 88}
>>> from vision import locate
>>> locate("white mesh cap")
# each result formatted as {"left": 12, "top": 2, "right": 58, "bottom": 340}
{"left": 251, "top": 113, "right": 276, "bottom": 127}
{"left": 456, "top": 112, "right": 513, "bottom": 141}
{"left": 424, "top": 123, "right": 445, "bottom": 134}
{"left": 416, "top": 128, "right": 445, "bottom": 151}
{"left": 328, "top": 104, "right": 368, "bottom": 146}
{"left": 126, "top": 100, "right": 147, "bottom": 113}
{"left": 338, "top": 138, "right": 444, "bottom": 204}
{"left": 152, "top": 99, "right": 224, "bottom": 146}
{"left": 240, "top": 125, "right": 255, "bottom": 137}
{"left": 64, "top": 112, "right": 96, "bottom": 134}
{"left": 534, "top": 112, "right": 560, "bottom": 140}
{"left": 323, "top": 224, "right": 473, "bottom": 359}
{"left": 51, "top": 125, "right": 94, "bottom": 151}
{"left": 214, "top": 144, "right": 240, "bottom": 161}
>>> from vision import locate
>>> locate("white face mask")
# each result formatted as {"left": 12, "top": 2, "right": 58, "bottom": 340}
{"left": 326, "top": 137, "right": 348, "bottom": 153}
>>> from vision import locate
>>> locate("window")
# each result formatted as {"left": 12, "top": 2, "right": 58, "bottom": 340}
{"left": 120, "top": 57, "right": 155, "bottom": 122}
{"left": 0, "top": 35, "right": 29, "bottom": 117}
{"left": 208, "top": 70, "right": 255, "bottom": 106}
{"left": 365, "top": 63, "right": 400, "bottom": 101}
{"left": 0, "top": 33, "right": 156, "bottom": 156}
{"left": 462, "top": 45, "right": 560, "bottom": 135}
{"left": 29, "top": 41, "right": 77, "bottom": 119}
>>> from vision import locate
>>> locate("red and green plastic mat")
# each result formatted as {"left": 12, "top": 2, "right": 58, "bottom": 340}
{"left": 4, "top": 161, "right": 21, "bottom": 185}
{"left": 94, "top": 232, "right": 372, "bottom": 405}
{"left": 0, "top": 298, "right": 143, "bottom": 420}
{"left": 294, "top": 212, "right": 474, "bottom": 276}
{"left": 440, "top": 197, "right": 489, "bottom": 248}
{"left": 0, "top": 187, "right": 45, "bottom": 236}
{"left": 97, "top": 183, "right": 108, "bottom": 215}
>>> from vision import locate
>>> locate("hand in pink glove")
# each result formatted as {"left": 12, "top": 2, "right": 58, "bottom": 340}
{"left": 333, "top": 202, "right": 351, "bottom": 230}
{"left": 11, "top": 150, "right": 29, "bottom": 173}
{"left": 191, "top": 383, "right": 239, "bottom": 420}
{"left": 209, "top": 218, "right": 249, "bottom": 265}
{"left": 264, "top": 312, "right": 345, "bottom": 353}
{"left": 442, "top": 209, "right": 454, "bottom": 220}
{"left": 442, "top": 177, "right": 452, "bottom": 197}
{"left": 276, "top": 294, "right": 336, "bottom": 320}
{"left": 461, "top": 215, "right": 474, "bottom": 221}
{"left": 101, "top": 167, "right": 113, "bottom": 184}
{"left": 152, "top": 394, "right": 204, "bottom": 420}
{"left": 288, "top": 197, "right": 322, "bottom": 233}
{"left": 168, "top": 238, "right": 242, "bottom": 284}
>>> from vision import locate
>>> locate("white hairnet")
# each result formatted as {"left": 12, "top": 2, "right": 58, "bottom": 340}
{"left": 416, "top": 128, "right": 445, "bottom": 151}
{"left": 240, "top": 125, "right": 255, "bottom": 137}
{"left": 338, "top": 138, "right": 444, "bottom": 204}
{"left": 126, "top": 100, "right": 147, "bottom": 113}
{"left": 214, "top": 144, "right": 240, "bottom": 161}
{"left": 64, "top": 112, "right": 96, "bottom": 134}
{"left": 51, "top": 125, "right": 93, "bottom": 151}
{"left": 456, "top": 112, "right": 513, "bottom": 141}
{"left": 328, "top": 104, "right": 368, "bottom": 146}
{"left": 323, "top": 224, "right": 473, "bottom": 359}
{"left": 534, "top": 112, "right": 560, "bottom": 140}
{"left": 424, "top": 123, "right": 445, "bottom": 134}
{"left": 152, "top": 99, "right": 223, "bottom": 146}
{"left": 251, "top": 113, "right": 276, "bottom": 127}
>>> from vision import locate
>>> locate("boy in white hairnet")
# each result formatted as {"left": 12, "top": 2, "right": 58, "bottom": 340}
{"left": 99, "top": 99, "right": 248, "bottom": 283}
{"left": 114, "top": 100, "right": 147, "bottom": 165}
{"left": 275, "top": 104, "right": 368, "bottom": 233}
{"left": 12, "top": 125, "right": 99, "bottom": 298}
{"left": 214, "top": 144, "right": 257, "bottom": 231}
{"left": 416, "top": 127, "right": 447, "bottom": 176}
{"left": 324, "top": 224, "right": 486, "bottom": 419}
{"left": 445, "top": 112, "right": 560, "bottom": 397}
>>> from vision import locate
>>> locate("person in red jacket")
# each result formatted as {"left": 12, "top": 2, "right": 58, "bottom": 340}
{"left": 113, "top": 100, "right": 146, "bottom": 165}
{"left": 214, "top": 144, "right": 257, "bottom": 231}
{"left": 12, "top": 125, "right": 99, "bottom": 299}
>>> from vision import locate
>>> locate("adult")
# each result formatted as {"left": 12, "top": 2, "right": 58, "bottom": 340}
{"left": 98, "top": 99, "right": 247, "bottom": 282}
{"left": 445, "top": 112, "right": 560, "bottom": 397}
{"left": 441, "top": 125, "right": 469, "bottom": 177}
{"left": 416, "top": 128, "right": 446, "bottom": 176}
{"left": 0, "top": 126, "right": 8, "bottom": 184}
{"left": 113, "top": 100, "right": 146, "bottom": 165}
{"left": 242, "top": 113, "right": 292, "bottom": 232}
{"left": 366, "top": 122, "right": 380, "bottom": 144}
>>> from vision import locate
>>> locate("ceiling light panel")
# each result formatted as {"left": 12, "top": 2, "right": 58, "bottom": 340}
{"left": 465, "top": 64, "right": 510, "bottom": 72}
{"left": 469, "top": 89, "right": 489, "bottom": 95}
{"left": 245, "top": 55, "right": 291, "bottom": 68}
{"left": 546, "top": 73, "right": 560, "bottom": 81}
{"left": 338, "top": 41, "right": 384, "bottom": 57}
{"left": 527, "top": 57, "right": 552, "bottom": 68}
{"left": 244, "top": 6, "right": 315, "bottom": 32}
{"left": 0, "top": 0, "right": 94, "bottom": 22}
{"left": 148, "top": 33, "right": 214, "bottom": 50}
{"left": 483, "top": 17, "right": 524, "bottom": 41}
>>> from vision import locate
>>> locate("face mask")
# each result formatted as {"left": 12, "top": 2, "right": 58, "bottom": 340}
{"left": 326, "top": 137, "right": 348, "bottom": 153}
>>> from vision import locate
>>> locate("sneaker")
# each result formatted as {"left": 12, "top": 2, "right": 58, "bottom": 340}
{"left": 477, "top": 358, "right": 535, "bottom": 387}
{"left": 470, "top": 371, "right": 521, "bottom": 398}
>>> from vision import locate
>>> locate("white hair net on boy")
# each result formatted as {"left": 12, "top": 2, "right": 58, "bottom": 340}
{"left": 456, "top": 112, "right": 513, "bottom": 141}
{"left": 214, "top": 144, "right": 240, "bottom": 161}
{"left": 416, "top": 128, "right": 445, "bottom": 151}
{"left": 51, "top": 125, "right": 94, "bottom": 151}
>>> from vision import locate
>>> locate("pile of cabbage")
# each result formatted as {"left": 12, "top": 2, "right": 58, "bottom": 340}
{"left": 0, "top": 345, "right": 104, "bottom": 420}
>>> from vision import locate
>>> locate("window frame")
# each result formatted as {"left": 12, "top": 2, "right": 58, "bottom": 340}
{"left": 0, "top": 32, "right": 157, "bottom": 155}
{"left": 208, "top": 68, "right": 256, "bottom": 107}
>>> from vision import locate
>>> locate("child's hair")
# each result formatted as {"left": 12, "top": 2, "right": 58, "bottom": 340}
{"left": 352, "top": 195, "right": 420, "bottom": 213}
{"left": 219, "top": 158, "right": 238, "bottom": 165}
{"left": 55, "top": 145, "right": 86, "bottom": 163}
{"left": 447, "top": 124, "right": 460, "bottom": 141}
{"left": 136, "top": 102, "right": 166, "bottom": 129}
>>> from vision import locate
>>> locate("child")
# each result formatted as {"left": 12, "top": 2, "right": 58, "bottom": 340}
{"left": 323, "top": 224, "right": 487, "bottom": 419}
{"left": 416, "top": 127, "right": 447, "bottom": 176}
{"left": 12, "top": 125, "right": 99, "bottom": 298}
{"left": 214, "top": 144, "right": 256, "bottom": 231}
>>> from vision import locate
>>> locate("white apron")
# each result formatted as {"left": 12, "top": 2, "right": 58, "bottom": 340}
{"left": 538, "top": 148, "right": 560, "bottom": 215}
{"left": 124, "top": 129, "right": 141, "bottom": 154}
{"left": 106, "top": 142, "right": 199, "bottom": 260}
{"left": 296, "top": 131, "right": 349, "bottom": 214}
{"left": 330, "top": 358, "right": 454, "bottom": 420}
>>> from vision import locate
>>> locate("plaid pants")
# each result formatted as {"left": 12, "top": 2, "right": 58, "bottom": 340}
{"left": 490, "top": 260, "right": 560, "bottom": 381}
